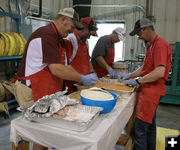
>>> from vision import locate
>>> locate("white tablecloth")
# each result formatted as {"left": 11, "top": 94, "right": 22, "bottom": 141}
{"left": 10, "top": 92, "right": 136, "bottom": 150}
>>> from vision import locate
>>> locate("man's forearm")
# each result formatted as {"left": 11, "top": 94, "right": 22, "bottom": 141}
{"left": 95, "top": 56, "right": 111, "bottom": 70}
{"left": 130, "top": 66, "right": 143, "bottom": 78}
{"left": 89, "top": 62, "right": 95, "bottom": 72}
{"left": 48, "top": 64, "right": 81, "bottom": 82}
{"left": 138, "top": 65, "right": 165, "bottom": 84}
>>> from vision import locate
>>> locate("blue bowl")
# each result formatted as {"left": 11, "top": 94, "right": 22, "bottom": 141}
{"left": 80, "top": 91, "right": 118, "bottom": 114}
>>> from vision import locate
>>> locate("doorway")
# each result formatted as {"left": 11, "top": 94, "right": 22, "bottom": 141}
{"left": 88, "top": 21, "right": 125, "bottom": 61}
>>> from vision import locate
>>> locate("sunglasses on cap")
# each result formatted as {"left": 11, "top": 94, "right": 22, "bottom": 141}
{"left": 81, "top": 19, "right": 98, "bottom": 31}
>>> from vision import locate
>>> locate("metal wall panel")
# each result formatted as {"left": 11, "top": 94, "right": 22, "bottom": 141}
{"left": 0, "top": 0, "right": 179, "bottom": 60}
{"left": 89, "top": 0, "right": 179, "bottom": 59}
{"left": 154, "top": 0, "right": 177, "bottom": 43}
{"left": 90, "top": 0, "right": 146, "bottom": 60}
{"left": 176, "top": 0, "right": 180, "bottom": 40}
{"left": 147, "top": 0, "right": 179, "bottom": 48}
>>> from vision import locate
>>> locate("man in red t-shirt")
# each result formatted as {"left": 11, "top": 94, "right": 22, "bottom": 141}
{"left": 118, "top": 18, "right": 172, "bottom": 150}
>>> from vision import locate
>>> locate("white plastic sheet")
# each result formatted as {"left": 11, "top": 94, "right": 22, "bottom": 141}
{"left": 10, "top": 93, "right": 136, "bottom": 150}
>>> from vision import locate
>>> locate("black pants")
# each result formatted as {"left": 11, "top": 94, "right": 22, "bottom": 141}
{"left": 133, "top": 113, "right": 157, "bottom": 150}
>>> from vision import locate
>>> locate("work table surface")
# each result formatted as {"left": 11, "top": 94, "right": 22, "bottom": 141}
{"left": 10, "top": 92, "right": 136, "bottom": 150}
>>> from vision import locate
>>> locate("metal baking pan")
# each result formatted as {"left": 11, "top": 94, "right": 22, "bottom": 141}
{"left": 103, "top": 83, "right": 135, "bottom": 99}
{"left": 74, "top": 80, "right": 111, "bottom": 91}
{"left": 30, "top": 104, "right": 102, "bottom": 132}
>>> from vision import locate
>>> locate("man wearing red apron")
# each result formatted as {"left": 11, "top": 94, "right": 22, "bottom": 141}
{"left": 16, "top": 8, "right": 98, "bottom": 150}
{"left": 91, "top": 27, "right": 126, "bottom": 78}
{"left": 64, "top": 17, "right": 98, "bottom": 94}
{"left": 119, "top": 18, "right": 172, "bottom": 150}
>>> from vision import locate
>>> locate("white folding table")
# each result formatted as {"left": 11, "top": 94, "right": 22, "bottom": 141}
{"left": 10, "top": 92, "right": 136, "bottom": 150}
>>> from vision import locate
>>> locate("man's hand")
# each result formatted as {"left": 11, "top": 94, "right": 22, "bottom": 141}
{"left": 89, "top": 72, "right": 98, "bottom": 82}
{"left": 124, "top": 79, "right": 139, "bottom": 87}
{"left": 108, "top": 68, "right": 118, "bottom": 79}
{"left": 118, "top": 73, "right": 130, "bottom": 81}
{"left": 79, "top": 74, "right": 98, "bottom": 86}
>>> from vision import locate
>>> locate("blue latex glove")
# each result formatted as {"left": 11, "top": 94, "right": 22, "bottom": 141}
{"left": 124, "top": 79, "right": 138, "bottom": 87}
{"left": 118, "top": 73, "right": 130, "bottom": 81}
{"left": 108, "top": 68, "right": 118, "bottom": 79}
{"left": 89, "top": 72, "right": 98, "bottom": 82}
{"left": 79, "top": 74, "right": 98, "bottom": 86}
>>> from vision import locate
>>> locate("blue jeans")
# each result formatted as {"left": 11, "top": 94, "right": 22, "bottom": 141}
{"left": 133, "top": 112, "right": 157, "bottom": 150}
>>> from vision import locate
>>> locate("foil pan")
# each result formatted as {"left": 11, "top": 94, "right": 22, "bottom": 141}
{"left": 31, "top": 104, "right": 103, "bottom": 132}
{"left": 17, "top": 90, "right": 79, "bottom": 120}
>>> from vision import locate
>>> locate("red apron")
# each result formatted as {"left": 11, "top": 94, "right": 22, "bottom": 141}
{"left": 93, "top": 35, "right": 115, "bottom": 78}
{"left": 65, "top": 31, "right": 91, "bottom": 94}
{"left": 136, "top": 35, "right": 165, "bottom": 124}
{"left": 18, "top": 23, "right": 66, "bottom": 101}
{"left": 70, "top": 31, "right": 90, "bottom": 75}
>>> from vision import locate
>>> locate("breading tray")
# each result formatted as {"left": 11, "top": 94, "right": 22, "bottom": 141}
{"left": 30, "top": 104, "right": 102, "bottom": 132}
{"left": 103, "top": 83, "right": 135, "bottom": 99}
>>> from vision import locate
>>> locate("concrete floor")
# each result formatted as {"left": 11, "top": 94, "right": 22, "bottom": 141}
{"left": 0, "top": 103, "right": 180, "bottom": 150}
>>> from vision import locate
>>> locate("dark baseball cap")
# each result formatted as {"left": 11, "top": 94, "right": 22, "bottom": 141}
{"left": 58, "top": 8, "right": 84, "bottom": 29}
{"left": 80, "top": 17, "right": 98, "bottom": 36}
{"left": 129, "top": 18, "right": 153, "bottom": 36}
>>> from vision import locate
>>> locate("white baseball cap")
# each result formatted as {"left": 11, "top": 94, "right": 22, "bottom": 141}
{"left": 114, "top": 27, "right": 126, "bottom": 41}
{"left": 58, "top": 8, "right": 84, "bottom": 29}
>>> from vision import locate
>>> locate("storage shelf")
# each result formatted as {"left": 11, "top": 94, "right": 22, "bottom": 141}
{"left": 6, "top": 99, "right": 19, "bottom": 110}
{"left": 0, "top": 11, "right": 21, "bottom": 32}
{"left": 6, "top": 99, "right": 16, "bottom": 105}
{"left": 0, "top": 12, "right": 22, "bottom": 112}
{"left": 160, "top": 42, "right": 180, "bottom": 105}
{"left": 0, "top": 56, "right": 22, "bottom": 61}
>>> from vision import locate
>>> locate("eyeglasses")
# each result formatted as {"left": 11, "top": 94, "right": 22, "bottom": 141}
{"left": 137, "top": 27, "right": 146, "bottom": 36}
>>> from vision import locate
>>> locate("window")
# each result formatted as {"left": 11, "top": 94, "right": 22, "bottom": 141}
{"left": 88, "top": 21, "right": 125, "bottom": 61}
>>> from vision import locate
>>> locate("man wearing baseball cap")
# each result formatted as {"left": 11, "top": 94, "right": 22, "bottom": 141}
{"left": 58, "top": 7, "right": 84, "bottom": 30}
{"left": 80, "top": 17, "right": 98, "bottom": 37}
{"left": 65, "top": 17, "right": 98, "bottom": 94}
{"left": 91, "top": 27, "right": 126, "bottom": 78}
{"left": 16, "top": 8, "right": 98, "bottom": 150}
{"left": 119, "top": 18, "right": 172, "bottom": 150}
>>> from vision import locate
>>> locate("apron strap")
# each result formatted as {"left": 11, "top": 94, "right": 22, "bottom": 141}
{"left": 16, "top": 76, "right": 30, "bottom": 80}
{"left": 109, "top": 35, "right": 112, "bottom": 48}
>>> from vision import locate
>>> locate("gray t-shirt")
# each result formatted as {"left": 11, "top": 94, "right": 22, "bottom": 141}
{"left": 91, "top": 35, "right": 114, "bottom": 64}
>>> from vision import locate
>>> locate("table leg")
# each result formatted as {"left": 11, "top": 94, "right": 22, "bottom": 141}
{"left": 124, "top": 136, "right": 133, "bottom": 150}
{"left": 116, "top": 111, "right": 135, "bottom": 148}
{"left": 127, "top": 111, "right": 135, "bottom": 136}
{"left": 12, "top": 140, "right": 29, "bottom": 150}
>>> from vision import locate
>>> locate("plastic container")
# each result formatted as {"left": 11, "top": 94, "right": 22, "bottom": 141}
{"left": 80, "top": 91, "right": 118, "bottom": 114}
{"left": 112, "top": 62, "right": 128, "bottom": 74}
